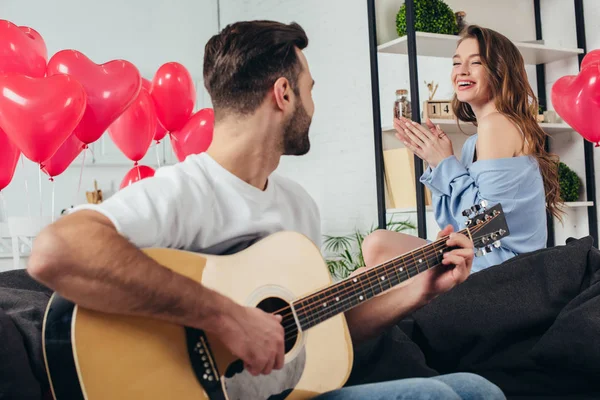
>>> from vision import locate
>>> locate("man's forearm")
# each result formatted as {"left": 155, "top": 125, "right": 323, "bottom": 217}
{"left": 344, "top": 281, "right": 427, "bottom": 345}
{"left": 28, "top": 211, "right": 234, "bottom": 332}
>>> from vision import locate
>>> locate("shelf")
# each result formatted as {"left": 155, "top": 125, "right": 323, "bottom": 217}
{"left": 564, "top": 201, "right": 593, "bottom": 208}
{"left": 387, "top": 202, "right": 593, "bottom": 215}
{"left": 387, "top": 206, "right": 433, "bottom": 214}
{"left": 377, "top": 32, "right": 583, "bottom": 65}
{"left": 381, "top": 120, "right": 574, "bottom": 136}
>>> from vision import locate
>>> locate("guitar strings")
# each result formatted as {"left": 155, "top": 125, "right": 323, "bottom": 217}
{"left": 279, "top": 232, "right": 495, "bottom": 340}
{"left": 273, "top": 223, "right": 492, "bottom": 329}
{"left": 272, "top": 219, "right": 491, "bottom": 329}
{"left": 271, "top": 218, "right": 494, "bottom": 322}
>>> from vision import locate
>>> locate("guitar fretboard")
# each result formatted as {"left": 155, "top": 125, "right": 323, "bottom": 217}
{"left": 293, "top": 234, "right": 463, "bottom": 331}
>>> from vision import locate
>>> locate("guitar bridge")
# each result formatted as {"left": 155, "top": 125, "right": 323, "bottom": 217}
{"left": 186, "top": 328, "right": 225, "bottom": 400}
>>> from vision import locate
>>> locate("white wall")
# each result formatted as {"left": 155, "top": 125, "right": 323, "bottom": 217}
{"left": 219, "top": 0, "right": 379, "bottom": 236}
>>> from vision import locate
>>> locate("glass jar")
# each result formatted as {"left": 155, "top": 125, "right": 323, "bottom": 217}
{"left": 393, "top": 89, "right": 411, "bottom": 120}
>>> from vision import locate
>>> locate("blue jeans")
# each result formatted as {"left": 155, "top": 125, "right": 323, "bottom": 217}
{"left": 313, "top": 373, "right": 505, "bottom": 400}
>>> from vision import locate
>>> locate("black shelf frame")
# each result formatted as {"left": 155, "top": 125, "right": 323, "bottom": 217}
{"left": 367, "top": 0, "right": 597, "bottom": 246}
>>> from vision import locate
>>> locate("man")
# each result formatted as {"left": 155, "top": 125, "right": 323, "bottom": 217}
{"left": 28, "top": 20, "right": 503, "bottom": 399}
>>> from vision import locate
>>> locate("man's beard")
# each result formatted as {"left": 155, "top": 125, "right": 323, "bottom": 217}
{"left": 282, "top": 100, "right": 311, "bottom": 156}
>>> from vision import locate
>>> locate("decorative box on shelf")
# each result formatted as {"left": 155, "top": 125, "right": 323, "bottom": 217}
{"left": 423, "top": 100, "right": 454, "bottom": 120}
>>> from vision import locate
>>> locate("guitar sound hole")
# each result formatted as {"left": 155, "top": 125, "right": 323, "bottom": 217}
{"left": 256, "top": 297, "right": 298, "bottom": 353}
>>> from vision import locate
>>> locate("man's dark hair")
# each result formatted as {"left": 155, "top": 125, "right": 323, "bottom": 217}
{"left": 203, "top": 20, "right": 308, "bottom": 118}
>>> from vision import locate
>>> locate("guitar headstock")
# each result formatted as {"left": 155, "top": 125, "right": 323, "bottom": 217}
{"left": 463, "top": 201, "right": 510, "bottom": 257}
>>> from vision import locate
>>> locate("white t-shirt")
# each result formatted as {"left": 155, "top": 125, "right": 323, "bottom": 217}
{"left": 74, "top": 153, "right": 321, "bottom": 255}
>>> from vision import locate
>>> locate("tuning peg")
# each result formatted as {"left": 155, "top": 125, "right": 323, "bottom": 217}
{"left": 493, "top": 240, "right": 501, "bottom": 248}
{"left": 462, "top": 208, "right": 472, "bottom": 217}
{"left": 475, "top": 249, "right": 485, "bottom": 257}
{"left": 485, "top": 245, "right": 493, "bottom": 253}
{"left": 479, "top": 200, "right": 488, "bottom": 209}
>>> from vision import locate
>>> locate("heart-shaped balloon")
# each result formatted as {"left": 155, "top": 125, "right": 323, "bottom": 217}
{"left": 0, "top": 20, "right": 47, "bottom": 78}
{"left": 47, "top": 50, "right": 141, "bottom": 145}
{"left": 551, "top": 63, "right": 600, "bottom": 146}
{"left": 0, "top": 127, "right": 20, "bottom": 191}
{"left": 142, "top": 78, "right": 168, "bottom": 142}
{"left": 170, "top": 108, "right": 214, "bottom": 162}
{"left": 150, "top": 62, "right": 195, "bottom": 132}
{"left": 120, "top": 165, "right": 155, "bottom": 189}
{"left": 581, "top": 49, "right": 600, "bottom": 70}
{"left": 41, "top": 134, "right": 85, "bottom": 179}
{"left": 108, "top": 87, "right": 156, "bottom": 162}
{"left": 0, "top": 74, "right": 87, "bottom": 163}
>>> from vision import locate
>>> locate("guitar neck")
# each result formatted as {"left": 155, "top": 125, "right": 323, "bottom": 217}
{"left": 293, "top": 228, "right": 471, "bottom": 331}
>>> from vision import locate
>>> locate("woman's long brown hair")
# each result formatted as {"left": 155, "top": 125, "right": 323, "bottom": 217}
{"left": 451, "top": 25, "right": 563, "bottom": 219}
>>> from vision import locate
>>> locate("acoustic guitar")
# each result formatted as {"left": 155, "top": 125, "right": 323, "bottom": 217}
{"left": 42, "top": 201, "right": 509, "bottom": 400}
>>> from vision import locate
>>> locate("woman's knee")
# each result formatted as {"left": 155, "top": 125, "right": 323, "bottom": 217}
{"left": 362, "top": 230, "right": 425, "bottom": 267}
{"left": 362, "top": 229, "right": 389, "bottom": 266}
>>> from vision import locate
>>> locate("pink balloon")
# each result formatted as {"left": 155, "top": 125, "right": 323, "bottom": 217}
{"left": 0, "top": 74, "right": 87, "bottom": 164}
{"left": 120, "top": 165, "right": 155, "bottom": 189}
{"left": 552, "top": 63, "right": 600, "bottom": 146}
{"left": 47, "top": 50, "right": 141, "bottom": 145}
{"left": 0, "top": 127, "right": 20, "bottom": 191}
{"left": 170, "top": 108, "right": 214, "bottom": 162}
{"left": 108, "top": 88, "right": 156, "bottom": 162}
{"left": 142, "top": 78, "right": 168, "bottom": 142}
{"left": 41, "top": 134, "right": 84, "bottom": 179}
{"left": 150, "top": 62, "right": 195, "bottom": 132}
{"left": 581, "top": 49, "right": 600, "bottom": 70}
{"left": 0, "top": 20, "right": 47, "bottom": 78}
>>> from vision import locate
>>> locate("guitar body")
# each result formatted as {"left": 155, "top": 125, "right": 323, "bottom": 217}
{"left": 43, "top": 231, "right": 353, "bottom": 400}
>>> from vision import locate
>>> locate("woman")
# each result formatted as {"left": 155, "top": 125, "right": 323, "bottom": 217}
{"left": 365, "top": 25, "right": 562, "bottom": 273}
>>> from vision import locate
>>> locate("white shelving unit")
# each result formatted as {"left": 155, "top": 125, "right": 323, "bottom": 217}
{"left": 377, "top": 32, "right": 583, "bottom": 64}
{"left": 371, "top": 20, "right": 591, "bottom": 244}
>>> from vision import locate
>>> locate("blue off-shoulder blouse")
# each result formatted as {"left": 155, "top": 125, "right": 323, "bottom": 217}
{"left": 420, "top": 134, "right": 547, "bottom": 273}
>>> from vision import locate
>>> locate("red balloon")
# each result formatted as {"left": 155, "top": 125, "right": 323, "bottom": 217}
{"left": 47, "top": 50, "right": 141, "bottom": 145}
{"left": 0, "top": 20, "right": 47, "bottom": 78}
{"left": 170, "top": 108, "right": 214, "bottom": 162}
{"left": 150, "top": 62, "right": 195, "bottom": 132}
{"left": 142, "top": 78, "right": 168, "bottom": 142}
{"left": 0, "top": 127, "right": 20, "bottom": 191}
{"left": 40, "top": 134, "right": 84, "bottom": 179}
{"left": 108, "top": 88, "right": 156, "bottom": 162}
{"left": 581, "top": 49, "right": 600, "bottom": 70}
{"left": 552, "top": 63, "right": 600, "bottom": 146}
{"left": 0, "top": 74, "right": 86, "bottom": 164}
{"left": 119, "top": 165, "right": 155, "bottom": 189}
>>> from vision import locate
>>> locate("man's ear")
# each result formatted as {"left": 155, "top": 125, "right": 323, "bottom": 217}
{"left": 273, "top": 77, "right": 292, "bottom": 111}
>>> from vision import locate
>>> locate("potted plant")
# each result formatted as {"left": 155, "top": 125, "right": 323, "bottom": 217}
{"left": 396, "top": 0, "right": 459, "bottom": 37}
{"left": 558, "top": 162, "right": 581, "bottom": 202}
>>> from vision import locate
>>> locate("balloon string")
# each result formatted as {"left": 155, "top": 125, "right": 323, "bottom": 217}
{"left": 51, "top": 180, "right": 55, "bottom": 223}
{"left": 0, "top": 191, "right": 7, "bottom": 222}
{"left": 21, "top": 155, "right": 31, "bottom": 219}
{"left": 155, "top": 143, "right": 161, "bottom": 168}
{"left": 77, "top": 149, "right": 86, "bottom": 200}
{"left": 38, "top": 166, "right": 42, "bottom": 217}
{"left": 137, "top": 165, "right": 141, "bottom": 181}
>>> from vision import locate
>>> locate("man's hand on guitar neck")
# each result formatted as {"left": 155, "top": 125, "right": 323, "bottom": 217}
{"left": 27, "top": 210, "right": 286, "bottom": 377}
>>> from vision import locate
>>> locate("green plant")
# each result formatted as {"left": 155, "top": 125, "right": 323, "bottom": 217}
{"left": 396, "top": 0, "right": 459, "bottom": 37}
{"left": 558, "top": 162, "right": 581, "bottom": 202}
{"left": 323, "top": 218, "right": 416, "bottom": 280}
